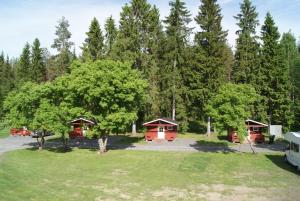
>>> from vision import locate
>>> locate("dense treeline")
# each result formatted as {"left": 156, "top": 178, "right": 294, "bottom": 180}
{"left": 1, "top": 0, "right": 300, "bottom": 133}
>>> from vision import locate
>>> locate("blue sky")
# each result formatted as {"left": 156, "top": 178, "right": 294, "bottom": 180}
{"left": 0, "top": 0, "right": 299, "bottom": 58}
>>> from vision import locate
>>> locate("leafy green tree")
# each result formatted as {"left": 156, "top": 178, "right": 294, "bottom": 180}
{"left": 31, "top": 38, "right": 46, "bottom": 83}
{"left": 17, "top": 43, "right": 31, "bottom": 83}
{"left": 191, "top": 0, "right": 228, "bottom": 122}
{"left": 232, "top": 0, "right": 260, "bottom": 84}
{"left": 260, "top": 13, "right": 293, "bottom": 130}
{"left": 51, "top": 16, "right": 74, "bottom": 75}
{"left": 104, "top": 16, "right": 118, "bottom": 56}
{"left": 82, "top": 17, "right": 104, "bottom": 61}
{"left": 4, "top": 60, "right": 147, "bottom": 153}
{"left": 60, "top": 60, "right": 147, "bottom": 153}
{"left": 206, "top": 83, "right": 258, "bottom": 140}
{"left": 162, "top": 0, "right": 192, "bottom": 130}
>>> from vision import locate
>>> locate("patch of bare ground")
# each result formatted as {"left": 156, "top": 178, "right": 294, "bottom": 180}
{"left": 95, "top": 184, "right": 300, "bottom": 201}
{"left": 111, "top": 169, "right": 128, "bottom": 176}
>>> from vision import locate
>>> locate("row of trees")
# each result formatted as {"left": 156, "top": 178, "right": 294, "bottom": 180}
{"left": 1, "top": 0, "right": 300, "bottom": 135}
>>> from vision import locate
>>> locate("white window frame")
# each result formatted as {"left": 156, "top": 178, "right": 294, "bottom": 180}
{"left": 167, "top": 126, "right": 173, "bottom": 131}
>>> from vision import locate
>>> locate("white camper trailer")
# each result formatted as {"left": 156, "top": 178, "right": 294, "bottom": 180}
{"left": 284, "top": 132, "right": 300, "bottom": 171}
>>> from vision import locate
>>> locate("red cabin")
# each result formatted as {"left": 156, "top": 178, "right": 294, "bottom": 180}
{"left": 228, "top": 119, "right": 268, "bottom": 143}
{"left": 10, "top": 127, "right": 32, "bottom": 136}
{"left": 143, "top": 118, "right": 178, "bottom": 141}
{"left": 68, "top": 117, "right": 95, "bottom": 138}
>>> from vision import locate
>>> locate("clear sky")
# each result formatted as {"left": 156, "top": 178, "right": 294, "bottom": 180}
{"left": 0, "top": 0, "right": 299, "bottom": 58}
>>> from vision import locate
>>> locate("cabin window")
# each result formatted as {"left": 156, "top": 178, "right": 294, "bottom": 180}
{"left": 167, "top": 126, "right": 173, "bottom": 131}
{"left": 159, "top": 127, "right": 164, "bottom": 132}
{"left": 253, "top": 127, "right": 259, "bottom": 132}
{"left": 291, "top": 142, "right": 299, "bottom": 153}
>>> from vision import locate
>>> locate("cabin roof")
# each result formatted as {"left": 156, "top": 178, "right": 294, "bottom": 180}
{"left": 69, "top": 117, "right": 95, "bottom": 125}
{"left": 246, "top": 119, "right": 268, "bottom": 127}
{"left": 143, "top": 118, "right": 178, "bottom": 126}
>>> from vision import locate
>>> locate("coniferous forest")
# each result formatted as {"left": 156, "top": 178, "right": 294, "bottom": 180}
{"left": 1, "top": 0, "right": 300, "bottom": 136}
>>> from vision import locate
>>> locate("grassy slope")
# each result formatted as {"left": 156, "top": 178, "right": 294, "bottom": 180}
{"left": 0, "top": 149, "right": 299, "bottom": 201}
{"left": 0, "top": 127, "right": 9, "bottom": 138}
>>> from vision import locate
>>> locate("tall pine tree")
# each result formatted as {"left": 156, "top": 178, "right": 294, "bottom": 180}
{"left": 17, "top": 43, "right": 31, "bottom": 84}
{"left": 104, "top": 16, "right": 118, "bottom": 57}
{"left": 280, "top": 31, "right": 300, "bottom": 129}
{"left": 31, "top": 38, "right": 46, "bottom": 83}
{"left": 260, "top": 13, "right": 293, "bottom": 130}
{"left": 82, "top": 17, "right": 104, "bottom": 61}
{"left": 112, "top": 0, "right": 165, "bottom": 121}
{"left": 232, "top": 0, "right": 260, "bottom": 84}
{"left": 191, "top": 0, "right": 228, "bottom": 121}
{"left": 163, "top": 0, "right": 192, "bottom": 130}
{"left": 51, "top": 16, "right": 74, "bottom": 76}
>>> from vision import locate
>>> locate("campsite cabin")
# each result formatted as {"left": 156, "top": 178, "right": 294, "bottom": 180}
{"left": 228, "top": 119, "right": 268, "bottom": 143}
{"left": 143, "top": 118, "right": 178, "bottom": 141}
{"left": 69, "top": 117, "right": 95, "bottom": 138}
{"left": 284, "top": 132, "right": 300, "bottom": 171}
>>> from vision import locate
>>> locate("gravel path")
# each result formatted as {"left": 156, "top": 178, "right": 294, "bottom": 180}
{"left": 0, "top": 136, "right": 36, "bottom": 154}
{"left": 0, "top": 136, "right": 286, "bottom": 154}
{"left": 113, "top": 138, "right": 285, "bottom": 153}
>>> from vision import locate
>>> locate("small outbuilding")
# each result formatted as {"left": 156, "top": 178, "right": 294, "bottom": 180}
{"left": 68, "top": 117, "right": 95, "bottom": 138}
{"left": 143, "top": 118, "right": 178, "bottom": 141}
{"left": 228, "top": 119, "right": 268, "bottom": 143}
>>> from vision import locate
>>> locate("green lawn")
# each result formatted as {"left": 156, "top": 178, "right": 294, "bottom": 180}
{"left": 0, "top": 127, "right": 10, "bottom": 138}
{"left": 0, "top": 149, "right": 299, "bottom": 201}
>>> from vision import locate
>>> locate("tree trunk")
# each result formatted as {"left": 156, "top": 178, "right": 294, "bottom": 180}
{"left": 247, "top": 136, "right": 256, "bottom": 154}
{"left": 98, "top": 135, "right": 108, "bottom": 155}
{"left": 207, "top": 117, "right": 211, "bottom": 136}
{"left": 132, "top": 121, "right": 137, "bottom": 136}
{"left": 61, "top": 133, "right": 69, "bottom": 150}
{"left": 172, "top": 58, "right": 177, "bottom": 121}
{"left": 36, "top": 137, "right": 42, "bottom": 150}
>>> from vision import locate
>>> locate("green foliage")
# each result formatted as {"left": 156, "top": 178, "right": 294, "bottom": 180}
{"left": 206, "top": 83, "right": 258, "bottom": 140}
{"left": 232, "top": 0, "right": 260, "bottom": 84}
{"left": 162, "top": 0, "right": 192, "bottom": 131}
{"left": 259, "top": 13, "right": 293, "bottom": 130}
{"left": 51, "top": 16, "right": 74, "bottom": 75}
{"left": 3, "top": 60, "right": 147, "bottom": 138}
{"left": 63, "top": 60, "right": 148, "bottom": 135}
{"left": 17, "top": 43, "right": 31, "bottom": 84}
{"left": 104, "top": 16, "right": 118, "bottom": 56}
{"left": 31, "top": 38, "right": 46, "bottom": 83}
{"left": 0, "top": 53, "right": 14, "bottom": 117}
{"left": 81, "top": 17, "right": 104, "bottom": 61}
{"left": 281, "top": 32, "right": 300, "bottom": 129}
{"left": 187, "top": 0, "right": 228, "bottom": 126}
{"left": 111, "top": 0, "right": 165, "bottom": 121}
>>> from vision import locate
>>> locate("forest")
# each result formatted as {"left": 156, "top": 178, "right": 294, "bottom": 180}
{"left": 1, "top": 0, "right": 300, "bottom": 137}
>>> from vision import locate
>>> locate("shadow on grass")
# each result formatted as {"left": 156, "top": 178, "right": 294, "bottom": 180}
{"left": 265, "top": 155, "right": 300, "bottom": 175}
{"left": 25, "top": 134, "right": 145, "bottom": 153}
{"left": 190, "top": 140, "right": 237, "bottom": 153}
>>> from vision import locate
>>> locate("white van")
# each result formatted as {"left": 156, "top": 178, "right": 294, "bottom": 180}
{"left": 284, "top": 132, "right": 300, "bottom": 171}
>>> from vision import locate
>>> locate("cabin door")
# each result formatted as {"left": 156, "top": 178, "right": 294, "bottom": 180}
{"left": 157, "top": 126, "right": 165, "bottom": 139}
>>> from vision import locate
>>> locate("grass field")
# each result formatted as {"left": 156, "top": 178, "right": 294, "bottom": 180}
{"left": 0, "top": 149, "right": 299, "bottom": 201}
{"left": 0, "top": 127, "right": 9, "bottom": 138}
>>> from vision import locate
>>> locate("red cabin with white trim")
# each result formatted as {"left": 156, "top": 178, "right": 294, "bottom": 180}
{"left": 68, "top": 117, "right": 95, "bottom": 138}
{"left": 143, "top": 118, "right": 178, "bottom": 141}
{"left": 228, "top": 119, "right": 268, "bottom": 143}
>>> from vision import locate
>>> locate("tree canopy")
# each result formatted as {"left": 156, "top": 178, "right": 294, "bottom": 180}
{"left": 206, "top": 83, "right": 259, "bottom": 139}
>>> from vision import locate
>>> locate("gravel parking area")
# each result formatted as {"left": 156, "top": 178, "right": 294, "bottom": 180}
{"left": 0, "top": 136, "right": 286, "bottom": 154}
